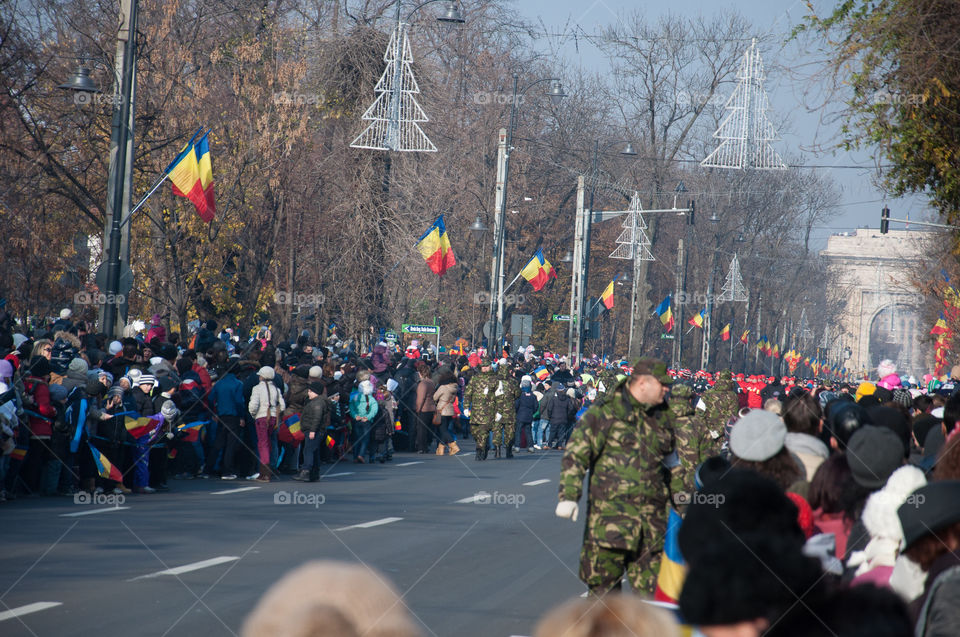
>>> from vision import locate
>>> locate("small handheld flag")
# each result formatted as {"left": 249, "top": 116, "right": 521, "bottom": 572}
{"left": 325, "top": 435, "right": 336, "bottom": 449}
{"left": 519, "top": 249, "right": 557, "bottom": 292}
{"left": 278, "top": 414, "right": 305, "bottom": 443}
{"left": 89, "top": 442, "right": 123, "bottom": 482}
{"left": 533, "top": 365, "right": 549, "bottom": 381}
{"left": 415, "top": 215, "right": 456, "bottom": 276}
{"left": 653, "top": 508, "right": 686, "bottom": 603}
{"left": 125, "top": 416, "right": 162, "bottom": 439}
{"left": 740, "top": 329, "right": 750, "bottom": 345}
{"left": 176, "top": 421, "right": 206, "bottom": 442}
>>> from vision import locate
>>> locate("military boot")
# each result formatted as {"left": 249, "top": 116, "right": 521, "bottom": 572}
{"left": 480, "top": 433, "right": 490, "bottom": 460}
{"left": 505, "top": 443, "right": 513, "bottom": 459}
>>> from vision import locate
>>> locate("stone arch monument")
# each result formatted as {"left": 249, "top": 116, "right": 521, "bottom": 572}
{"left": 820, "top": 229, "right": 931, "bottom": 379}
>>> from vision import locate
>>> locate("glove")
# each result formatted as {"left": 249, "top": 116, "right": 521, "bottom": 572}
{"left": 555, "top": 500, "right": 579, "bottom": 521}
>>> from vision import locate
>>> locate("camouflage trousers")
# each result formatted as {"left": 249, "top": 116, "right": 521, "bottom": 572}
{"left": 579, "top": 541, "right": 663, "bottom": 597}
{"left": 491, "top": 421, "right": 515, "bottom": 447}
{"left": 470, "top": 423, "right": 491, "bottom": 445}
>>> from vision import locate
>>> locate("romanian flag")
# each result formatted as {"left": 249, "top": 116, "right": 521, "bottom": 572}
{"left": 168, "top": 130, "right": 216, "bottom": 223}
{"left": 757, "top": 336, "right": 768, "bottom": 353}
{"left": 176, "top": 421, "right": 206, "bottom": 442}
{"left": 125, "top": 415, "right": 162, "bottom": 439}
{"left": 10, "top": 443, "right": 28, "bottom": 461}
{"left": 325, "top": 434, "right": 336, "bottom": 449}
{"left": 654, "top": 508, "right": 686, "bottom": 603}
{"left": 720, "top": 324, "right": 731, "bottom": 341}
{"left": 89, "top": 442, "right": 123, "bottom": 482}
{"left": 601, "top": 278, "right": 615, "bottom": 310}
{"left": 415, "top": 215, "right": 456, "bottom": 276}
{"left": 394, "top": 420, "right": 402, "bottom": 432}
{"left": 931, "top": 317, "right": 949, "bottom": 336}
{"left": 519, "top": 249, "right": 557, "bottom": 292}
{"left": 278, "top": 413, "right": 305, "bottom": 443}
{"left": 688, "top": 310, "right": 705, "bottom": 329}
{"left": 533, "top": 365, "right": 549, "bottom": 381}
{"left": 655, "top": 296, "right": 674, "bottom": 332}
{"left": 771, "top": 344, "right": 780, "bottom": 358}
{"left": 740, "top": 329, "right": 750, "bottom": 344}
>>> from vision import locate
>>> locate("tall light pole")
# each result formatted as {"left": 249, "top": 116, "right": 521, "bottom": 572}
{"left": 486, "top": 74, "right": 566, "bottom": 352}
{"left": 571, "top": 140, "right": 636, "bottom": 362}
{"left": 60, "top": 0, "right": 139, "bottom": 338}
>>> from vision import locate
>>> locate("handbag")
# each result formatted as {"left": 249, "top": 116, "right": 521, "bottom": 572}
{"left": 431, "top": 411, "right": 441, "bottom": 426}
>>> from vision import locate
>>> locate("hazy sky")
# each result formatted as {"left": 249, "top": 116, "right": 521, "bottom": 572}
{"left": 510, "top": 0, "right": 931, "bottom": 247}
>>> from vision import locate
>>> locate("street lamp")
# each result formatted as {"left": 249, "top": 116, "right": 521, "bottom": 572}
{"left": 560, "top": 251, "right": 574, "bottom": 263}
{"left": 469, "top": 215, "right": 488, "bottom": 233}
{"left": 60, "top": 0, "right": 139, "bottom": 338}
{"left": 487, "top": 73, "right": 566, "bottom": 351}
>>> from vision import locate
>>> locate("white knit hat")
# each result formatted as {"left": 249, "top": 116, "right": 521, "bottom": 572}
{"left": 258, "top": 366, "right": 275, "bottom": 380}
{"left": 309, "top": 365, "right": 323, "bottom": 379}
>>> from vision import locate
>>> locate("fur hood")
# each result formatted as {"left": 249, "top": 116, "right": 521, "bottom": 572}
{"left": 847, "top": 465, "right": 926, "bottom": 576}
{"left": 53, "top": 330, "right": 81, "bottom": 349}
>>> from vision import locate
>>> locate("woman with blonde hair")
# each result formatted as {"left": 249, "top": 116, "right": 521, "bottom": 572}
{"left": 534, "top": 594, "right": 678, "bottom": 637}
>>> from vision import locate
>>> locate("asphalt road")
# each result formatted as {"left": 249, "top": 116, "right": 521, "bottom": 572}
{"left": 0, "top": 443, "right": 588, "bottom": 637}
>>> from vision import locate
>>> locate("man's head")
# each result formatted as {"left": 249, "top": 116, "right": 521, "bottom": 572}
{"left": 627, "top": 357, "right": 673, "bottom": 406}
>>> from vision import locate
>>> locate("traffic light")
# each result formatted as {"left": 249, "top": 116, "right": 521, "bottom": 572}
{"left": 687, "top": 200, "right": 696, "bottom": 225}
{"left": 880, "top": 206, "right": 890, "bottom": 234}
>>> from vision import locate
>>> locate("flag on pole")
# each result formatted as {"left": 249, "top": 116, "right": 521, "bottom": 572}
{"left": 176, "top": 421, "right": 206, "bottom": 442}
{"left": 688, "top": 310, "right": 705, "bottom": 329}
{"left": 415, "top": 215, "right": 456, "bottom": 276}
{"left": 931, "top": 316, "right": 949, "bottom": 335}
{"left": 533, "top": 365, "right": 550, "bottom": 381}
{"left": 740, "top": 329, "right": 750, "bottom": 344}
{"left": 655, "top": 296, "right": 674, "bottom": 332}
{"left": 168, "top": 130, "right": 216, "bottom": 222}
{"left": 519, "top": 249, "right": 557, "bottom": 291}
{"left": 720, "top": 324, "right": 731, "bottom": 341}
{"left": 601, "top": 278, "right": 615, "bottom": 310}
{"left": 89, "top": 442, "right": 123, "bottom": 481}
{"left": 125, "top": 416, "right": 163, "bottom": 439}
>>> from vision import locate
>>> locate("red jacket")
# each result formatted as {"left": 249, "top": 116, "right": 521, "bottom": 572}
{"left": 193, "top": 363, "right": 213, "bottom": 396}
{"left": 25, "top": 377, "right": 56, "bottom": 437}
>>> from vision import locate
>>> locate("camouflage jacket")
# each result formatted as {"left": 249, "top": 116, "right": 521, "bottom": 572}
{"left": 596, "top": 370, "right": 620, "bottom": 396}
{"left": 464, "top": 371, "right": 500, "bottom": 425}
{"left": 492, "top": 368, "right": 520, "bottom": 424}
{"left": 670, "top": 385, "right": 722, "bottom": 469}
{"left": 700, "top": 377, "right": 739, "bottom": 433}
{"left": 560, "top": 386, "right": 692, "bottom": 551}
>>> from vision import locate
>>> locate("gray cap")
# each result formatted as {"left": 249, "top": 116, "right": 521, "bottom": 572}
{"left": 729, "top": 409, "right": 787, "bottom": 462}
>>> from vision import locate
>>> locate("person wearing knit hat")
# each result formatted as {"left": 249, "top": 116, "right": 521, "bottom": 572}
{"left": 248, "top": 364, "right": 285, "bottom": 482}
{"left": 293, "top": 382, "right": 329, "bottom": 482}
{"left": 309, "top": 365, "right": 323, "bottom": 379}
{"left": 729, "top": 410, "right": 805, "bottom": 491}
{"left": 846, "top": 426, "right": 904, "bottom": 489}
{"left": 898, "top": 481, "right": 960, "bottom": 635}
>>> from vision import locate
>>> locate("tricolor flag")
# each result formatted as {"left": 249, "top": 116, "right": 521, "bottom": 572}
{"left": 325, "top": 435, "right": 336, "bottom": 449}
{"left": 740, "top": 329, "right": 750, "bottom": 345}
{"left": 11, "top": 443, "right": 28, "bottom": 461}
{"left": 720, "top": 324, "right": 731, "bottom": 341}
{"left": 533, "top": 365, "right": 549, "bottom": 381}
{"left": 601, "top": 278, "right": 615, "bottom": 310}
{"left": 415, "top": 215, "right": 456, "bottom": 276}
{"left": 931, "top": 317, "right": 949, "bottom": 336}
{"left": 89, "top": 442, "right": 123, "bottom": 482}
{"left": 653, "top": 508, "right": 686, "bottom": 603}
{"left": 167, "top": 130, "right": 216, "bottom": 223}
{"left": 394, "top": 420, "right": 402, "bottom": 432}
{"left": 770, "top": 344, "right": 780, "bottom": 359}
{"left": 519, "top": 249, "right": 557, "bottom": 292}
{"left": 125, "top": 415, "right": 163, "bottom": 439}
{"left": 278, "top": 413, "right": 305, "bottom": 443}
{"left": 176, "top": 421, "right": 206, "bottom": 442}
{"left": 688, "top": 309, "right": 705, "bottom": 329}
{"left": 655, "top": 296, "right": 674, "bottom": 332}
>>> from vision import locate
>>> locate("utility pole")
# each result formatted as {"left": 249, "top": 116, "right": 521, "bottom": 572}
{"left": 488, "top": 128, "right": 507, "bottom": 350}
{"left": 672, "top": 237, "right": 684, "bottom": 369}
{"left": 568, "top": 176, "right": 586, "bottom": 361}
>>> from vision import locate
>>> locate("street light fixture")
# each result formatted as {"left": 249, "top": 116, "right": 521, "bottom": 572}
{"left": 436, "top": 2, "right": 465, "bottom": 23}
{"left": 621, "top": 142, "right": 638, "bottom": 156}
{"left": 560, "top": 251, "right": 574, "bottom": 263}
{"left": 59, "top": 66, "right": 101, "bottom": 93}
{"left": 469, "top": 215, "right": 488, "bottom": 233}
{"left": 548, "top": 81, "right": 567, "bottom": 106}
{"left": 709, "top": 210, "right": 720, "bottom": 223}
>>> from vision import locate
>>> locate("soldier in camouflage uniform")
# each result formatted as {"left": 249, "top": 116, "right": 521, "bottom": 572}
{"left": 669, "top": 383, "right": 721, "bottom": 471}
{"left": 463, "top": 358, "right": 499, "bottom": 460}
{"left": 595, "top": 367, "right": 620, "bottom": 398}
{"left": 491, "top": 365, "right": 520, "bottom": 459}
{"left": 556, "top": 358, "right": 693, "bottom": 597}
{"left": 698, "top": 369, "right": 739, "bottom": 452}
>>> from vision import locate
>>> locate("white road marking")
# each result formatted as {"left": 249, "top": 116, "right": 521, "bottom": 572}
{"left": 210, "top": 486, "right": 261, "bottom": 495}
{"left": 60, "top": 507, "right": 130, "bottom": 517}
{"left": 455, "top": 494, "right": 486, "bottom": 504}
{"left": 522, "top": 479, "right": 551, "bottom": 486}
{"left": 395, "top": 461, "right": 423, "bottom": 466}
{"left": 0, "top": 602, "right": 62, "bottom": 622}
{"left": 129, "top": 556, "right": 240, "bottom": 581}
{"left": 334, "top": 517, "right": 403, "bottom": 531}
{"left": 322, "top": 472, "right": 354, "bottom": 478}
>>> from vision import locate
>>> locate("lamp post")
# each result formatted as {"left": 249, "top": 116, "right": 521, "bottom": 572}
{"left": 570, "top": 140, "right": 636, "bottom": 362}
{"left": 60, "top": 0, "right": 139, "bottom": 338}
{"left": 487, "top": 74, "right": 566, "bottom": 352}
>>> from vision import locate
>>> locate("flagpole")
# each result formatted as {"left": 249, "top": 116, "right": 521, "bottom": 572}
{"left": 500, "top": 270, "right": 525, "bottom": 299}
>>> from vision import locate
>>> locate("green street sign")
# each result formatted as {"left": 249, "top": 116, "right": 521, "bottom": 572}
{"left": 401, "top": 324, "right": 439, "bottom": 335}
{"left": 552, "top": 314, "right": 573, "bottom": 322}
{"left": 660, "top": 334, "right": 675, "bottom": 340}
{"left": 384, "top": 330, "right": 398, "bottom": 341}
